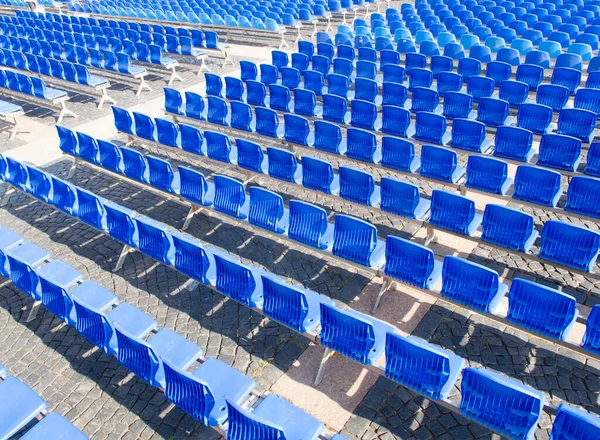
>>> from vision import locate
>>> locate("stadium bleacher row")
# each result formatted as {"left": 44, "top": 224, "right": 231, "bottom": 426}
{"left": 57, "top": 120, "right": 600, "bottom": 361}
{"left": 2, "top": 150, "right": 600, "bottom": 440}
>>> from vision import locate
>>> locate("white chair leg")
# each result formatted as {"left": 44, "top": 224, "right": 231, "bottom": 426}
{"left": 372, "top": 277, "right": 391, "bottom": 314}
{"left": 98, "top": 88, "right": 117, "bottom": 109}
{"left": 67, "top": 157, "right": 78, "bottom": 179}
{"left": 136, "top": 77, "right": 153, "bottom": 96}
{"left": 57, "top": 101, "right": 77, "bottom": 124}
{"left": 183, "top": 205, "right": 203, "bottom": 230}
{"left": 26, "top": 300, "right": 42, "bottom": 322}
{"left": 8, "top": 116, "right": 19, "bottom": 140}
{"left": 113, "top": 244, "right": 133, "bottom": 272}
{"left": 314, "top": 347, "right": 333, "bottom": 386}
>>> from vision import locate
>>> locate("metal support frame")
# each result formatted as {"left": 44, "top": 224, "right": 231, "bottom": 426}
{"left": 314, "top": 347, "right": 333, "bottom": 386}
{"left": 167, "top": 65, "right": 184, "bottom": 86}
{"left": 221, "top": 50, "right": 234, "bottom": 68}
{"left": 279, "top": 31, "right": 289, "bottom": 50}
{"left": 56, "top": 100, "right": 77, "bottom": 124}
{"left": 371, "top": 277, "right": 393, "bottom": 314}
{"left": 26, "top": 300, "right": 42, "bottom": 322}
{"left": 183, "top": 204, "right": 203, "bottom": 230}
{"left": 136, "top": 75, "right": 153, "bottom": 95}
{"left": 113, "top": 244, "right": 134, "bottom": 272}
{"left": 98, "top": 86, "right": 117, "bottom": 109}
{"left": 197, "top": 55, "right": 211, "bottom": 75}
{"left": 6, "top": 112, "right": 22, "bottom": 140}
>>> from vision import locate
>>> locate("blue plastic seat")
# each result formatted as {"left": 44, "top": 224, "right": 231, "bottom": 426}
{"left": 508, "top": 278, "right": 578, "bottom": 340}
{"left": 224, "top": 77, "right": 244, "bottom": 102}
{"left": 556, "top": 108, "right": 596, "bottom": 143}
{"left": 476, "top": 97, "right": 511, "bottom": 128}
{"left": 486, "top": 61, "right": 512, "bottom": 86}
{"left": 287, "top": 200, "right": 333, "bottom": 250}
{"left": 516, "top": 103, "right": 553, "bottom": 135}
{"left": 565, "top": 176, "right": 600, "bottom": 219}
{"left": 513, "top": 165, "right": 562, "bottom": 207}
{"left": 470, "top": 43, "right": 492, "bottom": 62}
{"left": 293, "top": 88, "right": 320, "bottom": 117}
{"left": 332, "top": 214, "right": 385, "bottom": 268}
{"left": 183, "top": 92, "right": 205, "bottom": 121}
{"left": 441, "top": 256, "right": 508, "bottom": 313}
{"left": 245, "top": 80, "right": 267, "bottom": 107}
{"left": 214, "top": 253, "right": 264, "bottom": 307}
{"left": 576, "top": 33, "right": 599, "bottom": 50}
{"left": 556, "top": 53, "right": 583, "bottom": 71}
{"left": 574, "top": 88, "right": 600, "bottom": 119}
{"left": 550, "top": 403, "right": 600, "bottom": 439}
{"left": 339, "top": 165, "right": 379, "bottom": 206}
{"left": 320, "top": 302, "right": 392, "bottom": 367}
{"left": 535, "top": 84, "right": 569, "bottom": 112}
{"left": 310, "top": 55, "right": 330, "bottom": 78}
{"left": 539, "top": 220, "right": 600, "bottom": 271}
{"left": 499, "top": 80, "right": 530, "bottom": 108}
{"left": 443, "top": 91, "right": 474, "bottom": 119}
{"left": 420, "top": 144, "right": 465, "bottom": 183}
{"left": 226, "top": 394, "right": 323, "bottom": 440}
{"left": 460, "top": 34, "right": 480, "bottom": 51}
{"left": 240, "top": 60, "right": 258, "bottom": 81}
{"left": 466, "top": 156, "right": 512, "bottom": 195}
{"left": 408, "top": 68, "right": 434, "bottom": 92}
{"left": 430, "top": 190, "right": 482, "bottom": 236}
{"left": 0, "top": 376, "right": 48, "bottom": 439}
{"left": 551, "top": 67, "right": 582, "bottom": 95}
{"left": 466, "top": 76, "right": 494, "bottom": 102}
{"left": 481, "top": 204, "right": 538, "bottom": 252}
{"left": 537, "top": 133, "right": 582, "bottom": 171}
{"left": 460, "top": 367, "right": 544, "bottom": 440}
{"left": 271, "top": 50, "right": 289, "bottom": 69}
{"left": 413, "top": 112, "right": 448, "bottom": 145}
{"left": 385, "top": 333, "right": 464, "bottom": 400}
{"left": 493, "top": 125, "right": 535, "bottom": 162}
{"left": 404, "top": 52, "right": 426, "bottom": 71}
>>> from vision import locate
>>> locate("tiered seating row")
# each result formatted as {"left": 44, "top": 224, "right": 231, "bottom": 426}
{"left": 0, "top": 315, "right": 88, "bottom": 439}
{"left": 0, "top": 68, "right": 75, "bottom": 123}
{"left": 59, "top": 121, "right": 600, "bottom": 362}
{"left": 13, "top": 10, "right": 234, "bottom": 68}
{"left": 163, "top": 88, "right": 600, "bottom": 229}
{"left": 2, "top": 153, "right": 600, "bottom": 440}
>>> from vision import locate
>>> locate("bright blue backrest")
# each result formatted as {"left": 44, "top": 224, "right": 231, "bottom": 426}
{"left": 262, "top": 274, "right": 310, "bottom": 333}
{"left": 332, "top": 214, "right": 377, "bottom": 266}
{"left": 539, "top": 220, "right": 600, "bottom": 272}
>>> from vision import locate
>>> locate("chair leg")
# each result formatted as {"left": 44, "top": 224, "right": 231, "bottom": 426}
{"left": 184, "top": 279, "right": 200, "bottom": 291}
{"left": 314, "top": 347, "right": 333, "bottom": 386}
{"left": 372, "top": 277, "right": 391, "bottom": 314}
{"left": 8, "top": 116, "right": 19, "bottom": 140}
{"left": 113, "top": 244, "right": 133, "bottom": 272}
{"left": 168, "top": 67, "right": 183, "bottom": 86}
{"left": 197, "top": 56, "right": 210, "bottom": 75}
{"left": 56, "top": 101, "right": 77, "bottom": 125}
{"left": 98, "top": 88, "right": 117, "bottom": 109}
{"left": 423, "top": 224, "right": 437, "bottom": 246}
{"left": 182, "top": 205, "right": 203, "bottom": 230}
{"left": 67, "top": 157, "right": 78, "bottom": 179}
{"left": 311, "top": 21, "right": 317, "bottom": 38}
{"left": 279, "top": 33, "right": 289, "bottom": 50}
{"left": 325, "top": 16, "right": 332, "bottom": 33}
{"left": 26, "top": 300, "right": 42, "bottom": 322}
{"left": 136, "top": 77, "right": 153, "bottom": 96}
{"left": 295, "top": 28, "right": 301, "bottom": 44}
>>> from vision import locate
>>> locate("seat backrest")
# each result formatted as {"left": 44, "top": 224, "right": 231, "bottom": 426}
{"left": 466, "top": 155, "right": 509, "bottom": 194}
{"left": 155, "top": 118, "right": 178, "bottom": 148}
{"left": 430, "top": 190, "right": 477, "bottom": 235}
{"left": 205, "top": 130, "right": 232, "bottom": 163}
{"left": 538, "top": 133, "right": 582, "bottom": 171}
{"left": 339, "top": 166, "right": 375, "bottom": 206}
{"left": 384, "top": 233, "right": 435, "bottom": 289}
{"left": 301, "top": 156, "right": 334, "bottom": 194}
{"left": 204, "top": 72, "right": 223, "bottom": 97}
{"left": 225, "top": 397, "right": 283, "bottom": 440}
{"left": 288, "top": 200, "right": 328, "bottom": 248}
{"left": 513, "top": 165, "right": 562, "bottom": 207}
{"left": 178, "top": 166, "right": 210, "bottom": 207}
{"left": 481, "top": 204, "right": 536, "bottom": 251}
{"left": 214, "top": 254, "right": 257, "bottom": 305}
{"left": 556, "top": 108, "right": 596, "bottom": 142}
{"left": 213, "top": 174, "right": 245, "bottom": 218}
{"left": 536, "top": 83, "right": 570, "bottom": 112}
{"left": 262, "top": 274, "right": 312, "bottom": 332}
{"left": 248, "top": 186, "right": 284, "bottom": 232}
{"left": 132, "top": 111, "right": 156, "bottom": 141}
{"left": 539, "top": 220, "right": 600, "bottom": 271}
{"left": 319, "top": 303, "right": 375, "bottom": 363}
{"left": 565, "top": 176, "right": 600, "bottom": 218}
{"left": 332, "top": 214, "right": 377, "bottom": 266}
{"left": 466, "top": 76, "right": 495, "bottom": 102}
{"left": 114, "top": 324, "right": 161, "bottom": 387}
{"left": 450, "top": 118, "right": 487, "bottom": 152}
{"left": 184, "top": 91, "right": 205, "bottom": 120}
{"left": 72, "top": 290, "right": 114, "bottom": 353}
{"left": 516, "top": 102, "right": 553, "bottom": 135}
{"left": 293, "top": 88, "right": 317, "bottom": 117}
{"left": 460, "top": 367, "right": 544, "bottom": 440}
{"left": 507, "top": 278, "right": 578, "bottom": 340}
{"left": 550, "top": 403, "right": 600, "bottom": 439}
{"left": 164, "top": 87, "right": 183, "bottom": 115}
{"left": 135, "top": 216, "right": 173, "bottom": 265}
{"left": 441, "top": 255, "right": 502, "bottom": 312}
{"left": 146, "top": 154, "right": 176, "bottom": 193}
{"left": 385, "top": 333, "right": 464, "bottom": 400}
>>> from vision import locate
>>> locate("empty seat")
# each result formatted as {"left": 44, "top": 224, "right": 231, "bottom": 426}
{"left": 380, "top": 178, "right": 430, "bottom": 220}
{"left": 332, "top": 215, "right": 385, "bottom": 268}
{"left": 499, "top": 80, "right": 529, "bottom": 108}
{"left": 513, "top": 165, "right": 562, "bottom": 207}
{"left": 556, "top": 108, "right": 597, "bottom": 143}
{"left": 481, "top": 204, "right": 539, "bottom": 252}
{"left": 420, "top": 145, "right": 465, "bottom": 183}
{"left": 443, "top": 92, "right": 474, "bottom": 120}
{"left": 550, "top": 403, "right": 600, "bottom": 439}
{"left": 457, "top": 57, "right": 482, "bottom": 79}
{"left": 536, "top": 84, "right": 570, "bottom": 112}
{"left": 430, "top": 190, "right": 482, "bottom": 236}
{"left": 384, "top": 333, "right": 464, "bottom": 400}
{"left": 339, "top": 166, "right": 379, "bottom": 207}
{"left": 408, "top": 68, "right": 433, "bottom": 90}
{"left": 565, "top": 176, "right": 600, "bottom": 219}
{"left": 466, "top": 156, "right": 513, "bottom": 195}
{"left": 436, "top": 71, "right": 462, "bottom": 96}
{"left": 507, "top": 278, "right": 578, "bottom": 340}
{"left": 574, "top": 88, "right": 600, "bottom": 118}
{"left": 413, "top": 112, "right": 448, "bottom": 145}
{"left": 467, "top": 76, "right": 495, "bottom": 102}
{"left": 450, "top": 119, "right": 491, "bottom": 153}
{"left": 248, "top": 187, "right": 287, "bottom": 233}
{"left": 537, "top": 133, "right": 582, "bottom": 171}
{"left": 496, "top": 47, "right": 521, "bottom": 66}
{"left": 551, "top": 67, "right": 582, "bottom": 94}
{"left": 517, "top": 103, "right": 553, "bottom": 135}
{"left": 226, "top": 394, "right": 323, "bottom": 440}
{"left": 410, "top": 87, "right": 439, "bottom": 113}
{"left": 441, "top": 256, "right": 508, "bottom": 313}
{"left": 380, "top": 137, "right": 420, "bottom": 173}
{"left": 539, "top": 220, "right": 600, "bottom": 272}
{"left": 516, "top": 64, "right": 545, "bottom": 92}
{"left": 460, "top": 367, "right": 544, "bottom": 440}
{"left": 477, "top": 97, "right": 511, "bottom": 128}
{"left": 525, "top": 50, "right": 551, "bottom": 69}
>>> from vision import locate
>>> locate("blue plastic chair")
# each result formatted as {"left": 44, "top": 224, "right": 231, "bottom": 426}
{"left": 420, "top": 144, "right": 465, "bottom": 183}
{"left": 481, "top": 204, "right": 539, "bottom": 252}
{"left": 430, "top": 56, "right": 454, "bottom": 78}
{"left": 413, "top": 112, "right": 448, "bottom": 145}
{"left": 550, "top": 403, "right": 600, "bottom": 439}
{"left": 460, "top": 367, "right": 544, "bottom": 440}
{"left": 477, "top": 97, "right": 511, "bottom": 128}
{"left": 537, "top": 133, "right": 582, "bottom": 171}
{"left": 385, "top": 333, "right": 465, "bottom": 400}
{"left": 226, "top": 394, "right": 323, "bottom": 440}
{"left": 507, "top": 278, "right": 578, "bottom": 340}
{"left": 332, "top": 214, "right": 384, "bottom": 268}
{"left": 213, "top": 253, "right": 262, "bottom": 307}
{"left": 466, "top": 156, "right": 512, "bottom": 195}
{"left": 539, "top": 220, "right": 600, "bottom": 271}
{"left": 499, "top": 80, "right": 530, "bottom": 108}
{"left": 466, "top": 76, "right": 495, "bottom": 102}
{"left": 339, "top": 166, "right": 379, "bottom": 206}
{"left": 443, "top": 91, "right": 474, "bottom": 119}
{"left": 470, "top": 43, "right": 492, "bottom": 62}
{"left": 536, "top": 84, "right": 570, "bottom": 112}
{"left": 450, "top": 119, "right": 491, "bottom": 153}
{"left": 429, "top": 190, "right": 482, "bottom": 236}
{"left": 493, "top": 125, "right": 535, "bottom": 162}
{"left": 384, "top": 233, "right": 441, "bottom": 290}
{"left": 565, "top": 176, "right": 600, "bottom": 219}
{"left": 513, "top": 165, "right": 563, "bottom": 207}
{"left": 556, "top": 108, "right": 596, "bottom": 143}
{"left": 516, "top": 103, "right": 553, "bottom": 135}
